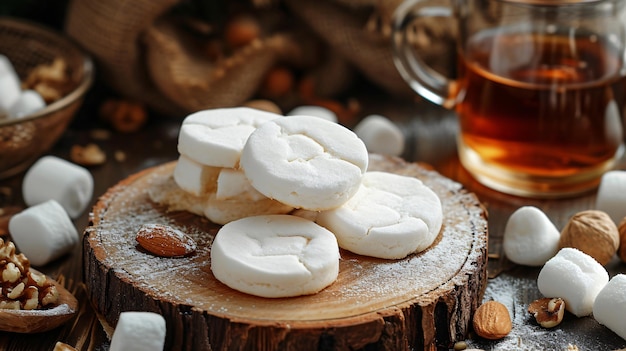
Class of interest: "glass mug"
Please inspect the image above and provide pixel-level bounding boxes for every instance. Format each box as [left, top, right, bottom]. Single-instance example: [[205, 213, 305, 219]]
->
[[392, 0, 626, 197]]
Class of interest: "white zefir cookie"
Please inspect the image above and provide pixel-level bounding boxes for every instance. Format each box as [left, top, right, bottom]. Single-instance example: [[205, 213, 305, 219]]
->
[[177, 107, 280, 168], [203, 193, 293, 225], [173, 155, 220, 196], [240, 115, 368, 210], [215, 168, 265, 201], [211, 215, 340, 298], [317, 171, 443, 259], [152, 166, 292, 225], [149, 174, 209, 217]]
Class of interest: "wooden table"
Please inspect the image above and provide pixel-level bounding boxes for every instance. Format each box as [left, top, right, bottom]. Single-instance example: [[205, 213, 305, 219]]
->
[[1, 92, 625, 350]]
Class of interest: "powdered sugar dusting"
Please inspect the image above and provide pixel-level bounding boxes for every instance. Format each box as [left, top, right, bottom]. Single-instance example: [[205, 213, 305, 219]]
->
[[466, 271, 626, 350], [88, 157, 488, 322]]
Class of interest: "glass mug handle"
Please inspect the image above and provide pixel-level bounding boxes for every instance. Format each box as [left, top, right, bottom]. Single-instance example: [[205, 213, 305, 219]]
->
[[391, 0, 456, 109]]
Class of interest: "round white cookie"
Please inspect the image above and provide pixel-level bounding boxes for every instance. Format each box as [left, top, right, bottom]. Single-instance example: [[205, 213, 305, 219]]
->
[[177, 107, 280, 168], [173, 155, 220, 196], [203, 193, 293, 225], [210, 215, 340, 298], [240, 115, 368, 210], [317, 171, 443, 259]]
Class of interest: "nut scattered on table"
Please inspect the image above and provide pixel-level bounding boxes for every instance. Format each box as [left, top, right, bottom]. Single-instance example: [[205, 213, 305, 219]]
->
[[0, 238, 59, 310], [472, 300, 512, 340], [136, 224, 197, 258], [70, 143, 106, 166], [528, 297, 565, 328], [99, 99, 148, 133], [559, 210, 619, 266]]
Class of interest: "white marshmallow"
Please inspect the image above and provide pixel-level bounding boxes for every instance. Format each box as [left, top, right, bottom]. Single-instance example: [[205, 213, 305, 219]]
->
[[537, 247, 609, 317], [0, 56, 21, 115], [0, 55, 15, 76], [177, 107, 279, 168], [240, 115, 368, 210], [593, 274, 626, 340], [596, 170, 626, 224], [215, 168, 265, 201], [173, 155, 219, 196], [109, 312, 166, 351], [503, 206, 560, 266], [8, 200, 78, 266], [287, 105, 338, 123], [317, 171, 442, 259], [8, 90, 46, 118], [353, 114, 405, 156], [211, 215, 339, 298], [22, 156, 94, 219], [204, 193, 293, 225]]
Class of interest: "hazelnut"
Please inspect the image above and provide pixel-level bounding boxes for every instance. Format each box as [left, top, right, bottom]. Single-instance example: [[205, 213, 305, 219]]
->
[[618, 217, 626, 263], [472, 301, 512, 340], [99, 99, 148, 133], [259, 66, 294, 99], [558, 210, 619, 266], [528, 297, 565, 328]]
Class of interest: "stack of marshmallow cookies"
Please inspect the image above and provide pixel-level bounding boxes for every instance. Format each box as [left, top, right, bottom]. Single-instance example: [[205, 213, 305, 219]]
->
[[151, 107, 443, 298]]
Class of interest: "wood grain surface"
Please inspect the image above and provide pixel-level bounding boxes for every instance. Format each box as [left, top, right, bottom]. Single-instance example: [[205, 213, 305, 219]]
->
[[83, 154, 487, 350]]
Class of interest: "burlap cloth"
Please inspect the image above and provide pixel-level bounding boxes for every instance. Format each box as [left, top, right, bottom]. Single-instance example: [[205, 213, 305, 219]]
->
[[64, 0, 455, 116]]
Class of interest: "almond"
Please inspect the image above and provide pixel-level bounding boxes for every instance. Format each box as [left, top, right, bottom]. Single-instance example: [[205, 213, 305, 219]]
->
[[472, 300, 512, 340], [136, 224, 197, 258]]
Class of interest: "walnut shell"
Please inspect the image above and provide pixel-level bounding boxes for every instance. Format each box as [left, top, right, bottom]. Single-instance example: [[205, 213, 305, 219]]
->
[[559, 210, 619, 266], [618, 216, 626, 263]]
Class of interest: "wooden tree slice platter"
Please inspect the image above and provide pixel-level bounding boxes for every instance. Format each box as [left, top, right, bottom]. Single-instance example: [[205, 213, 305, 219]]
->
[[84, 154, 488, 350]]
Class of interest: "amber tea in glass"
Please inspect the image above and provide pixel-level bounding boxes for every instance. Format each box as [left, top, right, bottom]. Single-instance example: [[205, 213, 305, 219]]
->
[[393, 0, 626, 197]]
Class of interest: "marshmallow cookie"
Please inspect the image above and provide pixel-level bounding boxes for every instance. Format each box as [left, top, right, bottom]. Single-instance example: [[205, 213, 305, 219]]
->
[[211, 215, 340, 298], [240, 115, 368, 210], [177, 107, 280, 168], [317, 171, 443, 259], [173, 155, 220, 196]]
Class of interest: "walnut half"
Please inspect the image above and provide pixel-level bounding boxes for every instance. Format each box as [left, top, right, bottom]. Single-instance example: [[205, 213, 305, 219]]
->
[[0, 238, 59, 310], [528, 297, 565, 328]]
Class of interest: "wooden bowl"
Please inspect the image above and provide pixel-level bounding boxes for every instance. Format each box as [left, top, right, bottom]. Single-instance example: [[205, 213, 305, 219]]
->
[[0, 17, 93, 179]]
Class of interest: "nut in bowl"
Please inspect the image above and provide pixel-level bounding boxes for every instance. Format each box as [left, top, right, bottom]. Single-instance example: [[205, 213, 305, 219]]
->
[[0, 17, 93, 179]]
